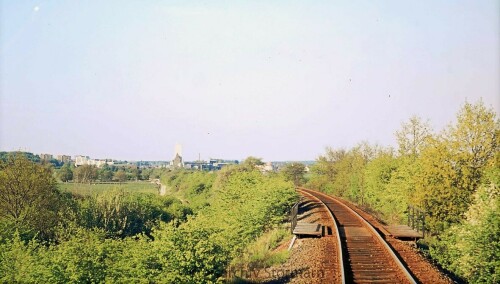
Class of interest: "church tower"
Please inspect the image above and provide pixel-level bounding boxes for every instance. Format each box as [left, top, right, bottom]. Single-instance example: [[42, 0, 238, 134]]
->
[[171, 144, 183, 168]]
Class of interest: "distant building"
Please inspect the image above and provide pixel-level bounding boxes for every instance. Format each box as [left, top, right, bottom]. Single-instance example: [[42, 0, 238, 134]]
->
[[75, 155, 113, 168], [256, 162, 274, 173], [39, 153, 53, 161], [75, 155, 90, 166], [170, 144, 184, 168], [183, 158, 238, 171], [56, 155, 72, 163], [171, 153, 183, 168], [91, 159, 114, 167]]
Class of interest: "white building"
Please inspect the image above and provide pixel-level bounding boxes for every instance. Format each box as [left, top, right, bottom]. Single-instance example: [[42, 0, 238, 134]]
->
[[75, 155, 90, 166], [75, 155, 113, 168]]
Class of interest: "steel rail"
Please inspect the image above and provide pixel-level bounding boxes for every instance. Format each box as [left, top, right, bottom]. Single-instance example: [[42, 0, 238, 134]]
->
[[298, 188, 346, 284], [299, 187, 417, 284]]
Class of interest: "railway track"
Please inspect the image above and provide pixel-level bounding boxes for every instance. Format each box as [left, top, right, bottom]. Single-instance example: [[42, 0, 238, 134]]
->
[[298, 188, 418, 284]]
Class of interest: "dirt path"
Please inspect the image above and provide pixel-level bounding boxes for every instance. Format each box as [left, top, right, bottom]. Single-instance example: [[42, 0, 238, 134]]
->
[[151, 179, 166, 195]]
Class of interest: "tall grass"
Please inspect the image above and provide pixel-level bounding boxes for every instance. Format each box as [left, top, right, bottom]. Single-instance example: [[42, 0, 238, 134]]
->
[[58, 181, 159, 195], [230, 226, 291, 270]]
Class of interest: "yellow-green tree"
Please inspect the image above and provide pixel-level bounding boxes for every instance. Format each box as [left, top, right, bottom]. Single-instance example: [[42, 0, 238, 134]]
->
[[447, 101, 499, 194], [74, 165, 98, 183], [430, 180, 499, 283], [281, 162, 306, 186], [395, 115, 432, 159], [113, 170, 127, 183], [415, 101, 499, 232], [0, 154, 62, 240], [307, 147, 345, 193]]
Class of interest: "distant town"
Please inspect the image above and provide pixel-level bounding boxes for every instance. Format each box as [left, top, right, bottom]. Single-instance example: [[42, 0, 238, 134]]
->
[[1, 146, 313, 173]]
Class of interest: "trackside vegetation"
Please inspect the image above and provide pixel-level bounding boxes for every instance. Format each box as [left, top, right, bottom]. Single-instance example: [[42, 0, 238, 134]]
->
[[307, 100, 499, 283], [0, 100, 497, 283], [0, 154, 297, 283]]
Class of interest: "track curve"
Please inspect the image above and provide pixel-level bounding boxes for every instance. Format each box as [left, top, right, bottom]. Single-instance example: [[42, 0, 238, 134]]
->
[[298, 188, 418, 284]]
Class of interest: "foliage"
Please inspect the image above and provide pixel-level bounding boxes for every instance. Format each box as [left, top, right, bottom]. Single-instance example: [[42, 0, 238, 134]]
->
[[395, 115, 432, 158], [78, 190, 177, 238], [7, 103, 496, 282], [281, 162, 306, 186], [429, 181, 499, 283], [59, 181, 159, 195], [98, 164, 113, 182], [42, 228, 110, 283], [0, 151, 41, 163], [74, 165, 98, 183], [0, 231, 50, 282], [113, 170, 127, 183], [0, 154, 63, 241], [414, 101, 499, 232], [57, 164, 73, 182], [161, 167, 298, 282], [0, 158, 297, 283], [161, 170, 217, 211], [241, 156, 264, 169], [306, 100, 499, 282], [363, 149, 409, 223], [154, 223, 230, 283], [308, 143, 375, 205], [230, 226, 290, 271]]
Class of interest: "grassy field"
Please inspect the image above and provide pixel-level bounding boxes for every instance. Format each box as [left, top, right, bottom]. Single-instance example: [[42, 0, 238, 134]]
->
[[59, 181, 159, 195]]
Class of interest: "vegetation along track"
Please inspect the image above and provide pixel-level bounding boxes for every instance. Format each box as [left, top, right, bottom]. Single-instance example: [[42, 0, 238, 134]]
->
[[298, 188, 417, 284]]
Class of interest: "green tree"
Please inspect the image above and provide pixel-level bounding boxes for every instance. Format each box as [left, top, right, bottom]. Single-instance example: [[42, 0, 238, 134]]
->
[[345, 143, 373, 205], [44, 228, 109, 283], [0, 232, 49, 282], [141, 168, 152, 180], [0, 151, 41, 163], [313, 143, 373, 203], [114, 170, 127, 183], [74, 165, 98, 184], [155, 224, 229, 283], [281, 162, 306, 186], [415, 101, 499, 232], [79, 191, 172, 238], [307, 147, 346, 194], [98, 164, 113, 182], [447, 100, 499, 194], [363, 149, 406, 223], [430, 180, 499, 283], [241, 156, 264, 169], [130, 166, 140, 181], [58, 164, 73, 182], [395, 115, 432, 159], [0, 154, 62, 240]]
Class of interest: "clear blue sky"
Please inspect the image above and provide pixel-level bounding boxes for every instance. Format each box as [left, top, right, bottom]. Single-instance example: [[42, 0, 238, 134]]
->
[[1, 1, 498, 161]]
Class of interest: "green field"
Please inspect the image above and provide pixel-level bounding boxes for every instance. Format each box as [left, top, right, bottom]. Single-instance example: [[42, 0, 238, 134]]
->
[[59, 181, 159, 195]]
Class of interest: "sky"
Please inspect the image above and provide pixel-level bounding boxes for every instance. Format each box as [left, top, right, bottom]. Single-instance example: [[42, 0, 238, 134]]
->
[[1, 1, 499, 162]]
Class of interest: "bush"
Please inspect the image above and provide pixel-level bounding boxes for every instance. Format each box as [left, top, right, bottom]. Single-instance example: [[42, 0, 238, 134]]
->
[[429, 183, 499, 283]]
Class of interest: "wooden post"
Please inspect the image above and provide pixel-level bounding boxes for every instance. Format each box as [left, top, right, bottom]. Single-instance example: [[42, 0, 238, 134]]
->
[[407, 205, 411, 228], [411, 207, 415, 230], [422, 210, 426, 238], [290, 202, 299, 234]]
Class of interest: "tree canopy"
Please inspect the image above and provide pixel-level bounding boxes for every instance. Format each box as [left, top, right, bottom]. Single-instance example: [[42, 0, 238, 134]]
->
[[74, 165, 98, 183], [0, 154, 62, 240], [281, 162, 307, 186], [307, 100, 499, 281]]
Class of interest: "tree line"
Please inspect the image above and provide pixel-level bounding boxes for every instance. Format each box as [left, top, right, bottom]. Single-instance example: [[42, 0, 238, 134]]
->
[[57, 163, 165, 183], [0, 154, 297, 283], [306, 100, 499, 283]]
